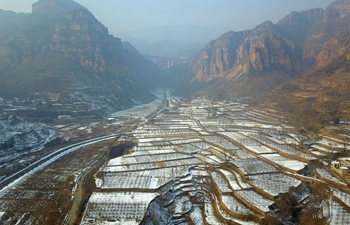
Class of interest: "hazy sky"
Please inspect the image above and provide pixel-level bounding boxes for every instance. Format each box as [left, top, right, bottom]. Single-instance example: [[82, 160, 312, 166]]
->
[[0, 0, 335, 34]]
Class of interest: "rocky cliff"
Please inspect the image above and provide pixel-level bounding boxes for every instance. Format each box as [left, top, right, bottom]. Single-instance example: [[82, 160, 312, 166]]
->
[[277, 0, 350, 71], [185, 0, 349, 100], [32, 0, 85, 13]]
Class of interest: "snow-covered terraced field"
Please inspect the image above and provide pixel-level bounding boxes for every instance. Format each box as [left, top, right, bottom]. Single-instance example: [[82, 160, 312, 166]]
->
[[104, 157, 201, 173], [222, 195, 253, 215], [333, 190, 350, 208], [211, 171, 232, 193], [219, 169, 243, 190], [233, 158, 277, 175], [102, 167, 189, 189], [315, 168, 346, 186], [248, 173, 301, 197], [81, 192, 157, 225], [261, 153, 306, 171], [235, 190, 274, 213], [330, 199, 350, 225], [108, 153, 192, 165]]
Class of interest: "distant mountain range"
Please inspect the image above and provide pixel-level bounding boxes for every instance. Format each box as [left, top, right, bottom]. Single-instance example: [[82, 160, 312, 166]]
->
[[0, 0, 161, 115], [0, 10, 29, 31], [121, 25, 225, 57]]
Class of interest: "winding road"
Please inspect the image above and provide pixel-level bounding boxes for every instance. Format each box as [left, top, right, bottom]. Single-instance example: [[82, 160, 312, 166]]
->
[[0, 135, 117, 197]]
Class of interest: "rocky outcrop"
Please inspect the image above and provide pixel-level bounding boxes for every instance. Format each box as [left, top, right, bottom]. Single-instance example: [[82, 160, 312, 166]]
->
[[185, 0, 349, 99], [190, 21, 301, 82], [32, 0, 85, 14], [315, 31, 350, 68]]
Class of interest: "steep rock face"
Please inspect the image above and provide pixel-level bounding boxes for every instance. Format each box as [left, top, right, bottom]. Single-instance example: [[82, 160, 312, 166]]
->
[[184, 0, 349, 100], [190, 31, 244, 81], [190, 21, 301, 82], [316, 31, 350, 68], [326, 0, 350, 19], [51, 8, 124, 75], [32, 0, 85, 13], [277, 0, 350, 71]]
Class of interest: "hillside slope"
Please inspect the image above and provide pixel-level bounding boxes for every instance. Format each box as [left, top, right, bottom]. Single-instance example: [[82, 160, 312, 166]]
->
[[260, 45, 350, 131]]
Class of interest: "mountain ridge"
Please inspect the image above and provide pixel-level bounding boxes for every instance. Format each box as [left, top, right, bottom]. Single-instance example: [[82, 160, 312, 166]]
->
[[175, 0, 349, 101]]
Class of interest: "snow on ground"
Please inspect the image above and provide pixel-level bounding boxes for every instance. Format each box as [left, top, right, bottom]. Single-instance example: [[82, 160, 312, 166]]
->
[[261, 153, 306, 171], [315, 168, 346, 185], [311, 144, 333, 153], [248, 173, 301, 197], [0, 113, 63, 165], [330, 199, 350, 225], [211, 171, 232, 193], [219, 169, 242, 190], [102, 167, 189, 190], [0, 136, 115, 197], [222, 195, 252, 215], [246, 145, 275, 154], [231, 171, 252, 189], [317, 139, 345, 149], [310, 150, 327, 156], [236, 190, 274, 213], [204, 202, 223, 225], [189, 206, 204, 225], [233, 158, 277, 175], [81, 192, 157, 225], [108, 153, 193, 166], [94, 176, 103, 188], [333, 190, 350, 208]]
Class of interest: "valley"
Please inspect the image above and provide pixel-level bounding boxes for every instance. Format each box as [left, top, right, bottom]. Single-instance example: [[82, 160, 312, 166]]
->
[[1, 97, 349, 224], [0, 0, 349, 224]]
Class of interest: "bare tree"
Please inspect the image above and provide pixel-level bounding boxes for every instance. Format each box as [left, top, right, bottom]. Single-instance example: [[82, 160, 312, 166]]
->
[[299, 182, 330, 225], [221, 150, 236, 167]]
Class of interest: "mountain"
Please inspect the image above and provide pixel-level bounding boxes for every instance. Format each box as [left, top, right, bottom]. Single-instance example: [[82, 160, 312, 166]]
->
[[121, 25, 225, 57], [0, 10, 29, 31], [0, 0, 160, 115], [260, 45, 350, 132], [179, 0, 349, 100]]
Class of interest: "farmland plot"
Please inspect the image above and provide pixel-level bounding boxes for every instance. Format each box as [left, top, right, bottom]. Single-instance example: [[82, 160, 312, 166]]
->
[[315, 168, 347, 186], [175, 143, 204, 154], [222, 195, 253, 215], [330, 199, 350, 225], [235, 190, 274, 213], [211, 171, 232, 193], [108, 153, 192, 166], [248, 173, 301, 197], [219, 169, 243, 190], [333, 190, 350, 208], [233, 158, 277, 175], [261, 153, 306, 172], [202, 135, 240, 150], [81, 192, 157, 225]]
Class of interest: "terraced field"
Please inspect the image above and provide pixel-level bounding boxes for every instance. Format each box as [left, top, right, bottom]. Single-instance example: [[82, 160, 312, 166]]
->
[[1, 98, 349, 224]]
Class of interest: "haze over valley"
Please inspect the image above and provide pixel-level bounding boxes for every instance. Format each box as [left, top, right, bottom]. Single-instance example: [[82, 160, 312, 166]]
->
[[0, 0, 349, 224]]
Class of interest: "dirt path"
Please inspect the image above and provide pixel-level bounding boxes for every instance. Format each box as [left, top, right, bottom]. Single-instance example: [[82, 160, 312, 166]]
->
[[65, 148, 109, 225]]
